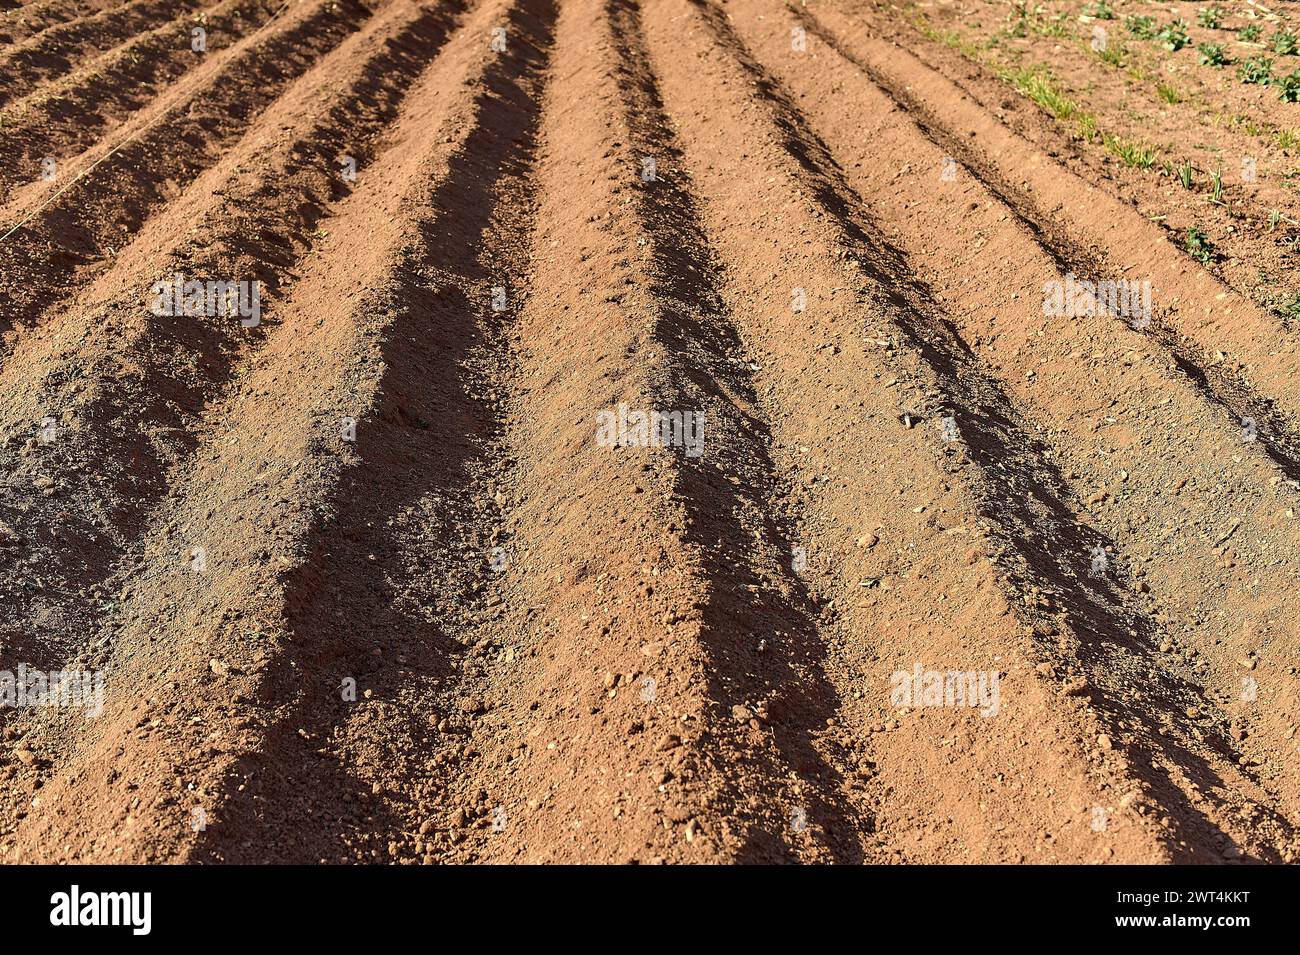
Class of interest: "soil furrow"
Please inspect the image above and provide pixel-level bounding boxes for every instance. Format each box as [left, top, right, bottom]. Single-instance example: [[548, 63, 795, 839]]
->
[[0, 0, 129, 47], [407, 0, 747, 864], [0, 0, 464, 674], [0, 0, 202, 108], [721, 0, 1300, 857], [0, 0, 361, 343], [606, 0, 868, 863], [643, 0, 1175, 864], [658, 0, 1298, 862], [795, 1, 1300, 460], [0, 0, 480, 860], [0, 0, 1294, 868], [0, 0, 287, 201], [852, 0, 1300, 320], [324, 0, 854, 863], [190, 0, 553, 864]]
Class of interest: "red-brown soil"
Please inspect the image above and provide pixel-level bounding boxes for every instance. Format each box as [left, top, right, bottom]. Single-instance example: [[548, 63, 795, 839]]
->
[[0, 0, 1297, 864]]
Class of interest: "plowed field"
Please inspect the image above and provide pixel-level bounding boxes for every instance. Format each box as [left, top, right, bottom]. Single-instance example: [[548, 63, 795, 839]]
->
[[1, 0, 1298, 864]]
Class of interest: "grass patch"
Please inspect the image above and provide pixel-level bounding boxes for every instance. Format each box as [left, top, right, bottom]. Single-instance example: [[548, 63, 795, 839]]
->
[[1104, 134, 1157, 167], [1230, 114, 1264, 136], [1098, 42, 1126, 67], [911, 14, 986, 60], [1004, 65, 1080, 120], [1076, 111, 1100, 141]]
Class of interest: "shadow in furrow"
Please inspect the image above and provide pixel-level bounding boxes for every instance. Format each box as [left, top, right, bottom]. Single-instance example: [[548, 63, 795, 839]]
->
[[0, 0, 288, 200], [0, 0, 470, 677], [690, 0, 1295, 862], [0, 0, 362, 343], [609, 0, 867, 863], [789, 2, 1300, 488], [0, 0, 203, 108], [193, 0, 557, 863]]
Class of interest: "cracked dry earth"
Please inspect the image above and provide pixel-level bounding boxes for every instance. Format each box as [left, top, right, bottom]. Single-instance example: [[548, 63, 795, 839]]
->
[[0, 0, 1298, 864]]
